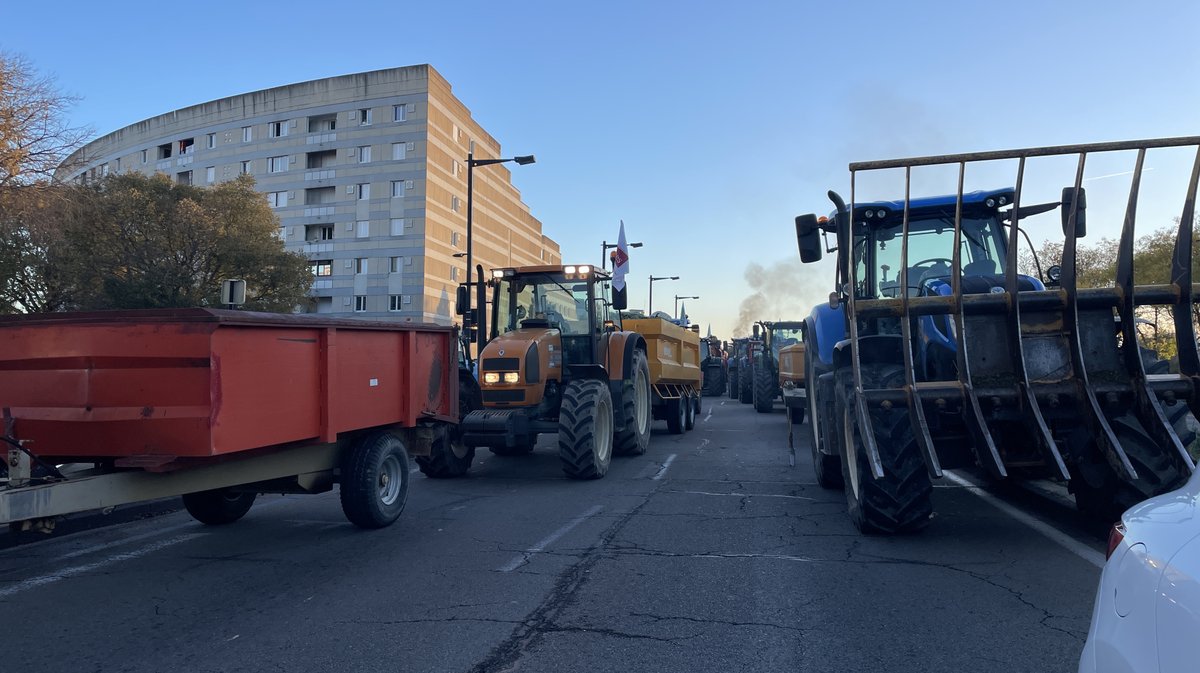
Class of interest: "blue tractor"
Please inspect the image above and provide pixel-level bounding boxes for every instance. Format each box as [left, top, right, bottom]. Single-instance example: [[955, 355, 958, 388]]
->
[[797, 138, 1200, 534]]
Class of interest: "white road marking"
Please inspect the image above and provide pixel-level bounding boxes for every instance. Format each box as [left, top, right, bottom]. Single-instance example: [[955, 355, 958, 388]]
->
[[32, 521, 201, 565], [697, 439, 711, 451], [668, 490, 814, 501], [703, 408, 713, 423], [226, 634, 240, 642], [651, 454, 678, 481], [0, 534, 203, 599], [943, 471, 1105, 568], [694, 552, 816, 563], [497, 505, 604, 572], [720, 401, 726, 406]]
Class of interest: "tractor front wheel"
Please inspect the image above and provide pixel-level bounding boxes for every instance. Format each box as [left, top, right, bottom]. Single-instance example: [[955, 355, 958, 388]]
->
[[558, 379, 614, 480]]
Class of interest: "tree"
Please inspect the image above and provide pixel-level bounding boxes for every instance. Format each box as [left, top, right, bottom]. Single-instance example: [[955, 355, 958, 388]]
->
[[0, 52, 91, 187], [52, 173, 312, 312]]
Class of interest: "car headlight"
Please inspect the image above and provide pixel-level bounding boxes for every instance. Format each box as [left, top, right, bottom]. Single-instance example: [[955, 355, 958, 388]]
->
[[503, 372, 520, 384], [483, 372, 500, 384]]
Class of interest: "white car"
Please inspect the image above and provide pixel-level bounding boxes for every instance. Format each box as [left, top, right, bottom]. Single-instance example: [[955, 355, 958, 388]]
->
[[1080, 468, 1200, 673]]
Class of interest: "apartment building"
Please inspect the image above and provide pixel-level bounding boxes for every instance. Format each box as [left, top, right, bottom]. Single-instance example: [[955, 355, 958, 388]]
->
[[60, 65, 560, 323]]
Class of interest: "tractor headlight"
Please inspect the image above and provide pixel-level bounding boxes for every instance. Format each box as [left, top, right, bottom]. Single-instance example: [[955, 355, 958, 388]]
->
[[483, 372, 500, 384], [503, 372, 520, 384]]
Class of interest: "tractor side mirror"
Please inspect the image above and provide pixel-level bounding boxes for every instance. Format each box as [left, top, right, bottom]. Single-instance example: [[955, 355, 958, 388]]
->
[[796, 214, 823, 263], [611, 286, 627, 311], [1061, 187, 1087, 238], [455, 285, 469, 315], [752, 324, 760, 338]]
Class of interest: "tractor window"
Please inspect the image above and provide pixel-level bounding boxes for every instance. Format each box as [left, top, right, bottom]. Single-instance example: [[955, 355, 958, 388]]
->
[[496, 274, 592, 336], [770, 327, 804, 357], [858, 215, 1006, 298]]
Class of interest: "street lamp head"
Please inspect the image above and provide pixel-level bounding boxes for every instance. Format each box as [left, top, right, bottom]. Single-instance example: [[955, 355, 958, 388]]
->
[[452, 252, 467, 258], [630, 242, 644, 248], [670, 276, 679, 280], [513, 155, 536, 166]]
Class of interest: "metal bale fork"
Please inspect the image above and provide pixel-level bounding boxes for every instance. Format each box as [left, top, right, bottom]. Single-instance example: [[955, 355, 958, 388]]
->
[[797, 137, 1200, 533]]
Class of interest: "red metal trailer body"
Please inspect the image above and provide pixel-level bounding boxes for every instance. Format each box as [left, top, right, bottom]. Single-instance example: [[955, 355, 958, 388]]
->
[[0, 309, 462, 529]]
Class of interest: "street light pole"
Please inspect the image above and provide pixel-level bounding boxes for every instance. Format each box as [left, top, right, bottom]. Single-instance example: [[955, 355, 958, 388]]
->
[[674, 295, 699, 319], [648, 275, 679, 316], [462, 149, 535, 358], [600, 240, 643, 271]]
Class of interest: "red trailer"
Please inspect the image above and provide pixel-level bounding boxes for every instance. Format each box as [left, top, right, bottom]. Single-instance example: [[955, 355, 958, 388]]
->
[[0, 309, 461, 530]]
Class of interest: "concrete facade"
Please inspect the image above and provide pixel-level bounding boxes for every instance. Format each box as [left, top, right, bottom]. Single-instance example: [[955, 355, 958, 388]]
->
[[61, 65, 560, 324]]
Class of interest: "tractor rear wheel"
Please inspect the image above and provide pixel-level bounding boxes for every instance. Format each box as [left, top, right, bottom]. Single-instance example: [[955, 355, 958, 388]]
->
[[738, 368, 753, 404], [753, 366, 775, 413], [558, 379, 614, 480], [728, 369, 739, 399], [614, 350, 652, 457], [837, 364, 932, 534]]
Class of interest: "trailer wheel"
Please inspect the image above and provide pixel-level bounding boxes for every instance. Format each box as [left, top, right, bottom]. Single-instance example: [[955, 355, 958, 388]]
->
[[684, 392, 697, 431], [182, 489, 257, 525], [753, 365, 776, 414], [559, 379, 614, 480], [340, 431, 411, 528], [614, 350, 652, 456], [416, 427, 474, 478], [838, 365, 932, 534], [666, 394, 686, 434], [810, 350, 842, 489]]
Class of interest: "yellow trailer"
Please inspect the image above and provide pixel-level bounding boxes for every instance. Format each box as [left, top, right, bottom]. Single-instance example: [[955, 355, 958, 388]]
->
[[623, 317, 701, 434]]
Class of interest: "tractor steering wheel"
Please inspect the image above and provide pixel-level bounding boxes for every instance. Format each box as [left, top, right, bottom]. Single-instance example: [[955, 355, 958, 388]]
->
[[911, 257, 954, 268]]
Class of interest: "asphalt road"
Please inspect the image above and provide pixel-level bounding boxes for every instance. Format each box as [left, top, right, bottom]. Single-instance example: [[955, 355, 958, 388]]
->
[[0, 398, 1103, 673]]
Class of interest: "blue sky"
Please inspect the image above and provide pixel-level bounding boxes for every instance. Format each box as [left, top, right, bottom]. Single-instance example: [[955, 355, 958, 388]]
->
[[5, 0, 1199, 338]]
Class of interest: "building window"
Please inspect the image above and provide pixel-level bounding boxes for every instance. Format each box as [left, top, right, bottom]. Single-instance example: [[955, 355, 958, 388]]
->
[[451, 266, 459, 281], [356, 220, 369, 238], [389, 295, 402, 311], [392, 143, 406, 161], [306, 224, 334, 241], [390, 256, 401, 273], [267, 191, 287, 208], [390, 218, 405, 236], [240, 160, 251, 175], [358, 108, 372, 125], [269, 121, 288, 138], [268, 156, 288, 173], [311, 260, 333, 277], [115, 157, 121, 172], [354, 258, 367, 274], [357, 183, 370, 200], [242, 126, 252, 142], [101, 163, 110, 177], [157, 143, 172, 160], [141, 149, 147, 164], [393, 105, 406, 122], [179, 138, 195, 155], [206, 133, 216, 149], [391, 181, 404, 198], [452, 232, 461, 247], [451, 195, 460, 212], [206, 166, 216, 184], [354, 295, 367, 312], [176, 170, 192, 186], [357, 145, 371, 163]]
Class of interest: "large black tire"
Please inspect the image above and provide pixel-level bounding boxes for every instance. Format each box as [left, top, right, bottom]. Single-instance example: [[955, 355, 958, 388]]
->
[[837, 365, 932, 534], [702, 364, 725, 397], [807, 346, 842, 489], [614, 350, 652, 457], [753, 365, 776, 414], [182, 489, 257, 525], [738, 365, 753, 404], [558, 379, 614, 480], [417, 381, 478, 477], [1074, 410, 1191, 521], [727, 369, 739, 399], [340, 431, 411, 528], [684, 392, 697, 431]]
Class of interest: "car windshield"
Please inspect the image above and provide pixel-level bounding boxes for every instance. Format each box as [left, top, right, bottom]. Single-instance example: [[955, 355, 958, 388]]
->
[[495, 273, 591, 336], [856, 214, 1006, 298]]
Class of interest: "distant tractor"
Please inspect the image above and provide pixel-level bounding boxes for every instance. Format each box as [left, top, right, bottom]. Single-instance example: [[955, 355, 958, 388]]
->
[[738, 336, 761, 405], [750, 321, 806, 416], [796, 137, 1200, 534], [700, 334, 727, 397], [727, 337, 749, 400], [458, 264, 652, 479]]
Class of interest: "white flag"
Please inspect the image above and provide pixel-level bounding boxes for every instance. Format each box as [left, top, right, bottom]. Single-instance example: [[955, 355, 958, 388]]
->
[[612, 220, 630, 292]]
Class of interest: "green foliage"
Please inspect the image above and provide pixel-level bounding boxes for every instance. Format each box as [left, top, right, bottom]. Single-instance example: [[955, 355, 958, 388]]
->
[[0, 173, 313, 312]]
